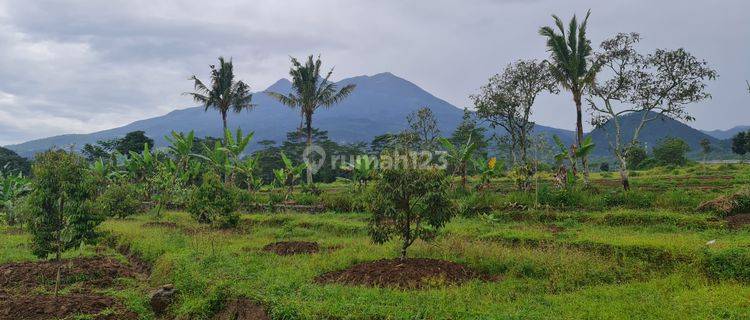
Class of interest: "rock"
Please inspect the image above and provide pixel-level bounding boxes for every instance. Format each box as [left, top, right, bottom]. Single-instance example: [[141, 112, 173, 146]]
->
[[150, 284, 177, 315]]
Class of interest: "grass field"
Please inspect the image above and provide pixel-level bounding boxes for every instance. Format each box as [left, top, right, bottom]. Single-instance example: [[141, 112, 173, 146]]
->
[[2, 164, 750, 319]]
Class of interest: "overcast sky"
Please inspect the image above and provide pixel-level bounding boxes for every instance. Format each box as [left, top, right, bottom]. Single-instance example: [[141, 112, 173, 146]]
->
[[0, 0, 748, 145]]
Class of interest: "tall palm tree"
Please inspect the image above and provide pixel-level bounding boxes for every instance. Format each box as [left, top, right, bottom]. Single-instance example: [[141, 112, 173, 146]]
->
[[184, 57, 255, 135], [539, 10, 598, 185], [267, 55, 356, 185]]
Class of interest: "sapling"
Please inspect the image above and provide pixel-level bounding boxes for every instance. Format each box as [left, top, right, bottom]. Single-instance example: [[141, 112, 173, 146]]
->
[[368, 168, 454, 259]]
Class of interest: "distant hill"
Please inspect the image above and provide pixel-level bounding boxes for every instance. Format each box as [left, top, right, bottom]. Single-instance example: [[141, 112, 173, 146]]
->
[[587, 111, 728, 158], [5, 72, 574, 158], [702, 126, 750, 140]]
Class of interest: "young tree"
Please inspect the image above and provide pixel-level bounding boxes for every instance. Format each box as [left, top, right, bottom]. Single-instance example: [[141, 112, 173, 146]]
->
[[25, 150, 101, 261], [540, 10, 598, 185], [369, 168, 454, 259], [587, 33, 717, 189], [472, 59, 557, 188], [406, 107, 440, 150], [185, 57, 255, 134], [267, 55, 355, 185], [449, 109, 487, 159]]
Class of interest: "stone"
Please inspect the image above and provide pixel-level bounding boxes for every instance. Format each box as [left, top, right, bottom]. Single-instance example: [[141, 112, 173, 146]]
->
[[150, 284, 177, 315]]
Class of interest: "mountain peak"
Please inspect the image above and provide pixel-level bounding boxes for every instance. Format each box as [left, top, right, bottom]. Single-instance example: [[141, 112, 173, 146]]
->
[[265, 78, 292, 93]]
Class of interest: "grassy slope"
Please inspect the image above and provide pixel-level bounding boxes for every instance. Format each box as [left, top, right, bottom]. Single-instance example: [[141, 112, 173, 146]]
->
[[92, 210, 750, 319]]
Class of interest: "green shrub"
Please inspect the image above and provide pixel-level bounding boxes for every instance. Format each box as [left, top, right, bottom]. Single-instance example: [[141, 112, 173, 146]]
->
[[97, 182, 143, 218], [320, 190, 368, 212], [187, 173, 239, 228], [293, 192, 320, 206], [537, 186, 602, 209]]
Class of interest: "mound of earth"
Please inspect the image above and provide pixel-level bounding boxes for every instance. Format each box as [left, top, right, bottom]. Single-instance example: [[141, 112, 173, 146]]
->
[[0, 293, 138, 320], [211, 298, 270, 320], [0, 256, 138, 291], [263, 241, 320, 255], [315, 258, 496, 289], [726, 213, 750, 230], [697, 189, 750, 217]]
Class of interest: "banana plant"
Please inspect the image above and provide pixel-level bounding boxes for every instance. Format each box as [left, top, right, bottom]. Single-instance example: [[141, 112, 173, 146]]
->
[[273, 152, 306, 199], [222, 128, 254, 185], [439, 136, 477, 190], [472, 157, 503, 189], [192, 140, 232, 182], [234, 155, 262, 192], [126, 143, 159, 182], [165, 130, 195, 171], [341, 155, 376, 188], [552, 135, 595, 189], [0, 169, 30, 225]]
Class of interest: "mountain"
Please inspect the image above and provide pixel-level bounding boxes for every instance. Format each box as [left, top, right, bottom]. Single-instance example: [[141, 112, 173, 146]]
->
[[587, 111, 728, 158], [6, 72, 574, 158], [702, 126, 750, 140]]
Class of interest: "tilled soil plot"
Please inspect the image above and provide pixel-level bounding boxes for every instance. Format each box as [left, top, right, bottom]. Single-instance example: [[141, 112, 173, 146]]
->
[[315, 258, 498, 289], [262, 241, 320, 255], [211, 298, 270, 320], [726, 213, 750, 230], [0, 256, 143, 320]]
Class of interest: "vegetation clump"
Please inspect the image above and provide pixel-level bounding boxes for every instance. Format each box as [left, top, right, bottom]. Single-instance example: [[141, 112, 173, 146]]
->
[[187, 173, 239, 228], [697, 188, 750, 217]]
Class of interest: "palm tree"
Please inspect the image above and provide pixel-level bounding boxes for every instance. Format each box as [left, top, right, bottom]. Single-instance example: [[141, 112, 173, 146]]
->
[[184, 57, 255, 135], [539, 10, 598, 185], [267, 55, 356, 185]]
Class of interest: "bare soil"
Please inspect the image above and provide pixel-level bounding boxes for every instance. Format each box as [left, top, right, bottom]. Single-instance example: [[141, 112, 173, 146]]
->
[[726, 213, 750, 230], [262, 241, 320, 255], [211, 298, 270, 320], [0, 256, 138, 291], [0, 256, 145, 320], [315, 258, 498, 289]]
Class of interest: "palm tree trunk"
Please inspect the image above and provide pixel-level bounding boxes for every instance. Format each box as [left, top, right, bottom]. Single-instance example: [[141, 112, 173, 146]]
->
[[574, 92, 590, 186], [221, 111, 228, 137], [305, 112, 313, 185]]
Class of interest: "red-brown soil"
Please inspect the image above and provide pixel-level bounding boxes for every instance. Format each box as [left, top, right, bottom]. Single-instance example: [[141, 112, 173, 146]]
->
[[0, 256, 145, 320], [262, 241, 320, 255], [726, 213, 750, 230], [0, 256, 138, 291], [315, 258, 498, 289], [211, 298, 270, 320], [0, 293, 138, 320]]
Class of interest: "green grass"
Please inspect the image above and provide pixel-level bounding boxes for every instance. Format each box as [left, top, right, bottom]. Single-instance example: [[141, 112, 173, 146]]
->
[[84, 210, 750, 319]]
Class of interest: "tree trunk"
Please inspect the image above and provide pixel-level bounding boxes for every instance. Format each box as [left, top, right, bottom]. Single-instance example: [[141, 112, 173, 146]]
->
[[305, 113, 314, 186], [573, 92, 590, 186], [461, 163, 467, 190], [221, 111, 228, 136]]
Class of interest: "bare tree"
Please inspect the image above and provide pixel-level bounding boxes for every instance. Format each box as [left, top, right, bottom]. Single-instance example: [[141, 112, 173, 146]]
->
[[472, 59, 557, 189], [587, 33, 717, 190]]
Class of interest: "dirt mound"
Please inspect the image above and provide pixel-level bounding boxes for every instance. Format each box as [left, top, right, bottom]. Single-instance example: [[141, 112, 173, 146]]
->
[[697, 189, 750, 217], [0, 293, 138, 320], [0, 256, 138, 291], [726, 214, 750, 230], [315, 258, 497, 289], [211, 298, 270, 320], [262, 241, 320, 255]]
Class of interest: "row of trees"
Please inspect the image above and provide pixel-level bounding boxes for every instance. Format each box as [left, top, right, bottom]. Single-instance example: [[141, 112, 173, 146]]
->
[[469, 10, 717, 190]]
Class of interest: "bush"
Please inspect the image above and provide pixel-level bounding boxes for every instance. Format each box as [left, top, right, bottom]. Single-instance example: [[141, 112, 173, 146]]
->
[[23, 150, 101, 259], [187, 173, 239, 228], [537, 186, 602, 209], [320, 190, 368, 212], [704, 248, 750, 282], [653, 137, 690, 166], [97, 182, 143, 218], [293, 192, 320, 206]]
